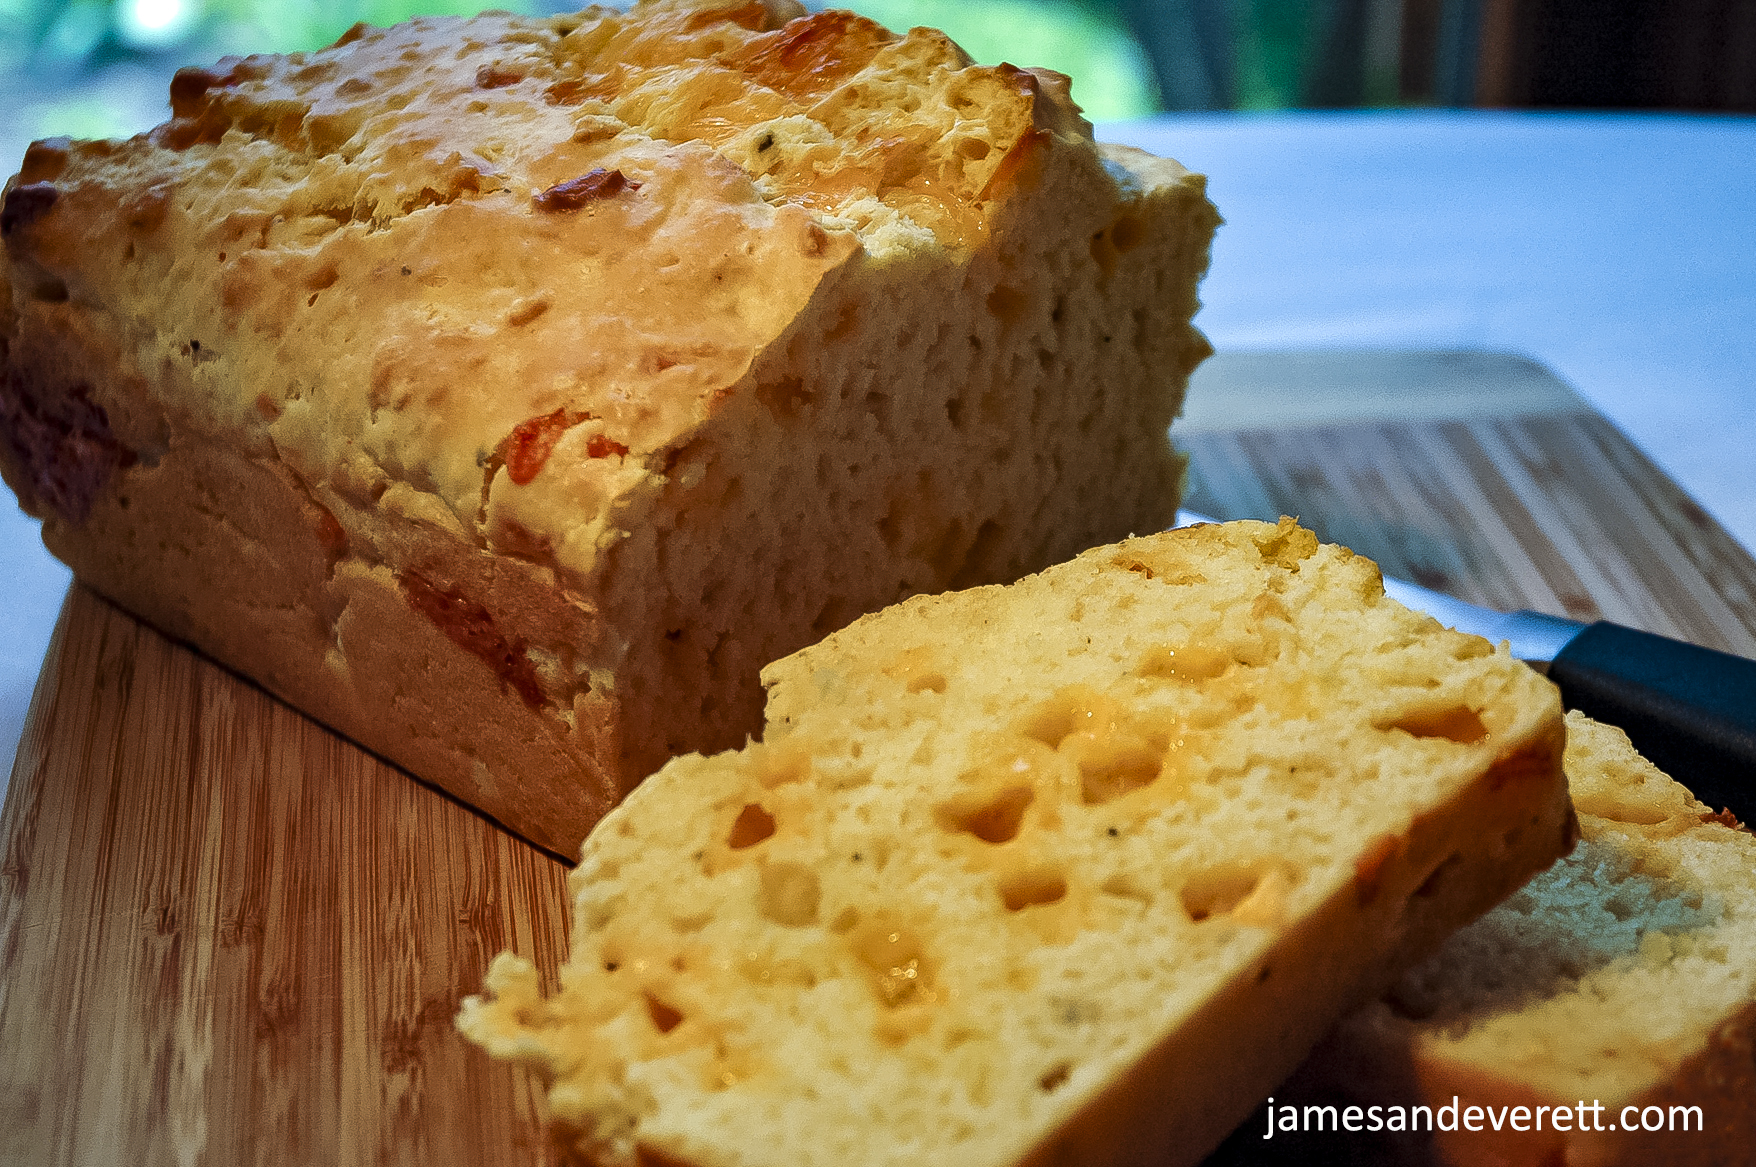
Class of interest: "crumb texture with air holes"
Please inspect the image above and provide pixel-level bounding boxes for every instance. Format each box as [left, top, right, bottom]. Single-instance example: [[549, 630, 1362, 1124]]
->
[[0, 0, 1219, 854], [1300, 711, 1756, 1166], [459, 519, 1574, 1167]]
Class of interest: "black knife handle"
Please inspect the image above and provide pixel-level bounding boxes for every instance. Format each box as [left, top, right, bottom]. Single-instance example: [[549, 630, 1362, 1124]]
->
[[1549, 621, 1756, 824]]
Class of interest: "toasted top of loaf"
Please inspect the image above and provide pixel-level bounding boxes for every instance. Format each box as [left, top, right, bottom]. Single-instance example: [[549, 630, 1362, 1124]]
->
[[1, 0, 1199, 582], [1368, 711, 1756, 1105], [458, 519, 1571, 1167]]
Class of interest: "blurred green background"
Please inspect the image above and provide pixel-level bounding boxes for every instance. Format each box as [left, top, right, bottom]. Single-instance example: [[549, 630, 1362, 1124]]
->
[[1, 0, 1751, 157], [0, 0, 1451, 153]]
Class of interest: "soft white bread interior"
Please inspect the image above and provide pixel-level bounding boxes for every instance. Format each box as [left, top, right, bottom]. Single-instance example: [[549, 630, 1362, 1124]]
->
[[0, 0, 1218, 854], [458, 519, 1574, 1167], [1297, 710, 1756, 1167]]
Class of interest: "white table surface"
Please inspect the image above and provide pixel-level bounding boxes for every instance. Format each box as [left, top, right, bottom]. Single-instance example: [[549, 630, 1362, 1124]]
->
[[2, 107, 1753, 797], [1106, 111, 1756, 557]]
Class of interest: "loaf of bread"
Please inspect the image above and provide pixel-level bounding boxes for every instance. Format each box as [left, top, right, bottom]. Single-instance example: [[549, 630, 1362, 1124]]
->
[[0, 0, 1219, 854], [1295, 711, 1756, 1167], [458, 519, 1575, 1167]]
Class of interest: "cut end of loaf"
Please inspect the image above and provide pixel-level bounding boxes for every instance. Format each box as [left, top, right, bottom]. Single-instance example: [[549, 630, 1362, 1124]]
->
[[604, 136, 1214, 784], [459, 519, 1572, 1167]]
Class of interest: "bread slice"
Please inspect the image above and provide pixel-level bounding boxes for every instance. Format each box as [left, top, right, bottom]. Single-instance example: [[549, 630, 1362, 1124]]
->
[[1294, 710, 1756, 1167], [0, 0, 1218, 854], [457, 519, 1574, 1167]]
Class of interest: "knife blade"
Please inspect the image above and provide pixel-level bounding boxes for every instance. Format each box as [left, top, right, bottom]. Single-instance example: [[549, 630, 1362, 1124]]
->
[[1173, 511, 1756, 822]]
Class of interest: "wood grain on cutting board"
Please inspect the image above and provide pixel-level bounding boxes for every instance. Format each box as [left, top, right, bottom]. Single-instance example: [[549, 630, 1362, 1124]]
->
[[0, 589, 569, 1166], [2, 352, 1754, 1166]]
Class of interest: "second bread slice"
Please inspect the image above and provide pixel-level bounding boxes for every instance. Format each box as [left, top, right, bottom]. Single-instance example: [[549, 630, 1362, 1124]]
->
[[1294, 711, 1756, 1167], [459, 519, 1575, 1167]]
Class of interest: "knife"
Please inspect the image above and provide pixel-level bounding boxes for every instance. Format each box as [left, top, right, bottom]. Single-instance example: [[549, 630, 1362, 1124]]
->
[[1173, 511, 1756, 823]]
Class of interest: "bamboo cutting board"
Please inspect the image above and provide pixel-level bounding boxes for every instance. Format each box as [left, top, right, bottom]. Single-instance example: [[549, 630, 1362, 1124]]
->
[[2, 352, 1754, 1167]]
